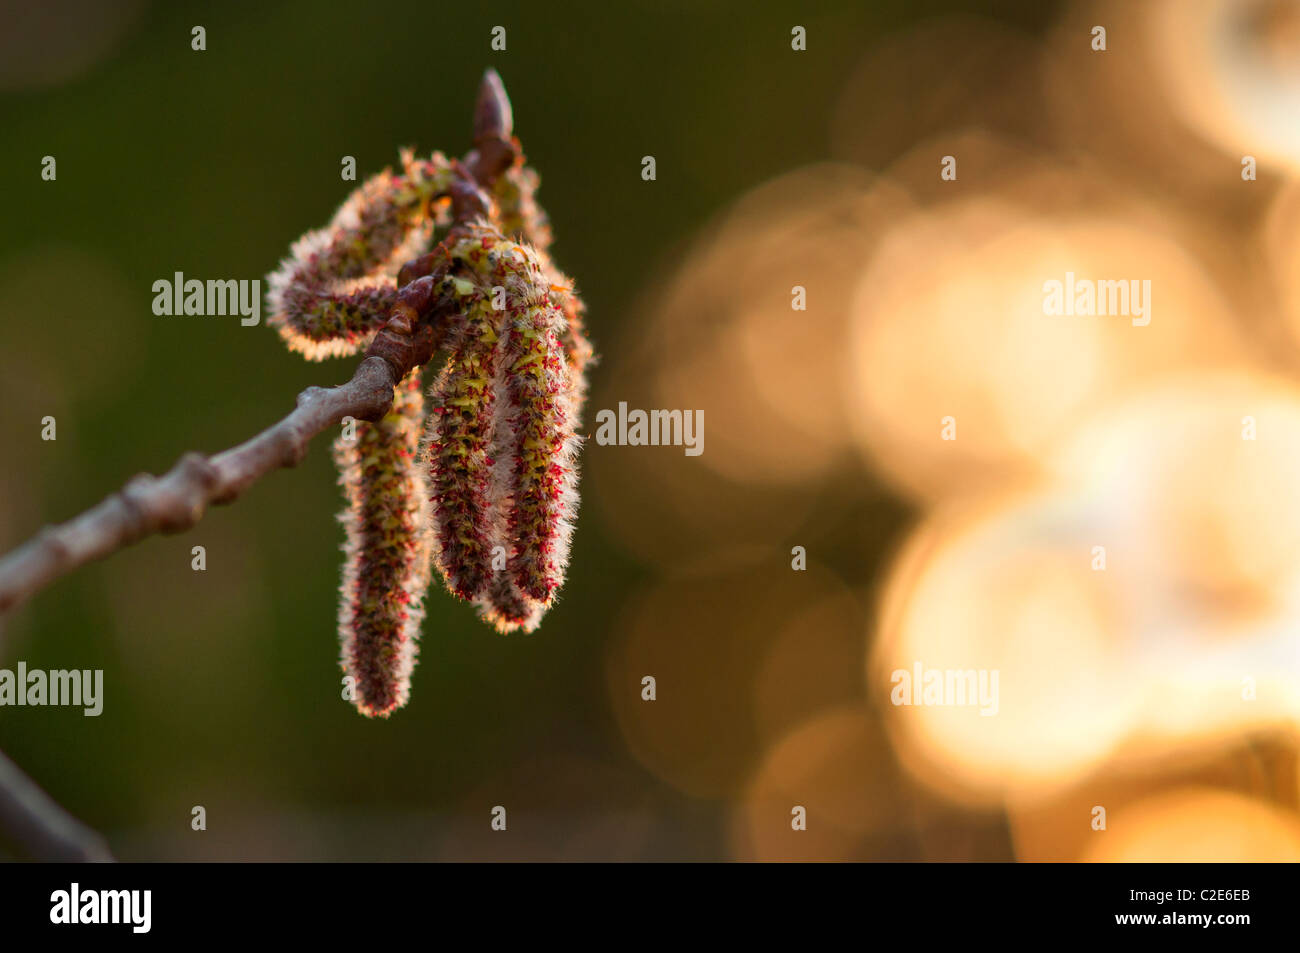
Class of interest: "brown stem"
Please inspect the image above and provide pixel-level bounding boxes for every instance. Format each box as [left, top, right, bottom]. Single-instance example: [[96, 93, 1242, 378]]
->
[[0, 356, 400, 617]]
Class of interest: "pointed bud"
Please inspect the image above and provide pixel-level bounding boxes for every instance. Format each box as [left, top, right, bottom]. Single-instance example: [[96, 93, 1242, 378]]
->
[[475, 68, 513, 144]]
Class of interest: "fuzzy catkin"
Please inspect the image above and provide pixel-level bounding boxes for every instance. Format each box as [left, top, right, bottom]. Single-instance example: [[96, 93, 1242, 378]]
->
[[335, 371, 432, 717], [266, 152, 454, 360], [491, 163, 594, 415], [476, 573, 545, 634], [421, 226, 582, 633], [424, 288, 502, 602], [496, 265, 581, 603], [492, 165, 552, 252]]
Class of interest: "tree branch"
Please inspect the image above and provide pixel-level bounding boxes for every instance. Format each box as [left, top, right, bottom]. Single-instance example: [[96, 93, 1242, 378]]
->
[[0, 748, 113, 861], [0, 356, 399, 617]]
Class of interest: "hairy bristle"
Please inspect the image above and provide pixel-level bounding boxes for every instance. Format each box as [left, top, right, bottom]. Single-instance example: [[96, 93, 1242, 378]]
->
[[497, 288, 582, 606], [335, 371, 432, 717], [266, 153, 454, 360], [423, 285, 501, 602], [475, 574, 545, 634], [491, 163, 595, 420], [419, 227, 582, 627]]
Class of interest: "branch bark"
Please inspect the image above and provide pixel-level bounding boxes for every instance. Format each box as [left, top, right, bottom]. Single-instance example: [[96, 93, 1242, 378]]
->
[[0, 748, 113, 861], [0, 356, 399, 617]]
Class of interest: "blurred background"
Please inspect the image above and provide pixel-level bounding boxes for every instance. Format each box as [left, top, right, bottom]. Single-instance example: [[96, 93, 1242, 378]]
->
[[2, 0, 1299, 861]]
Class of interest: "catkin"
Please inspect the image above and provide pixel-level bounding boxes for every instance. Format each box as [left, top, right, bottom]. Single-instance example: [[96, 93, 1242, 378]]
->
[[423, 283, 502, 602], [266, 152, 454, 360], [335, 371, 432, 717], [422, 226, 582, 632], [491, 163, 594, 414]]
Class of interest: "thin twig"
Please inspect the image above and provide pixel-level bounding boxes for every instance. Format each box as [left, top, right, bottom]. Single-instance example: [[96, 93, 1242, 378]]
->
[[0, 748, 113, 861], [0, 356, 399, 617]]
